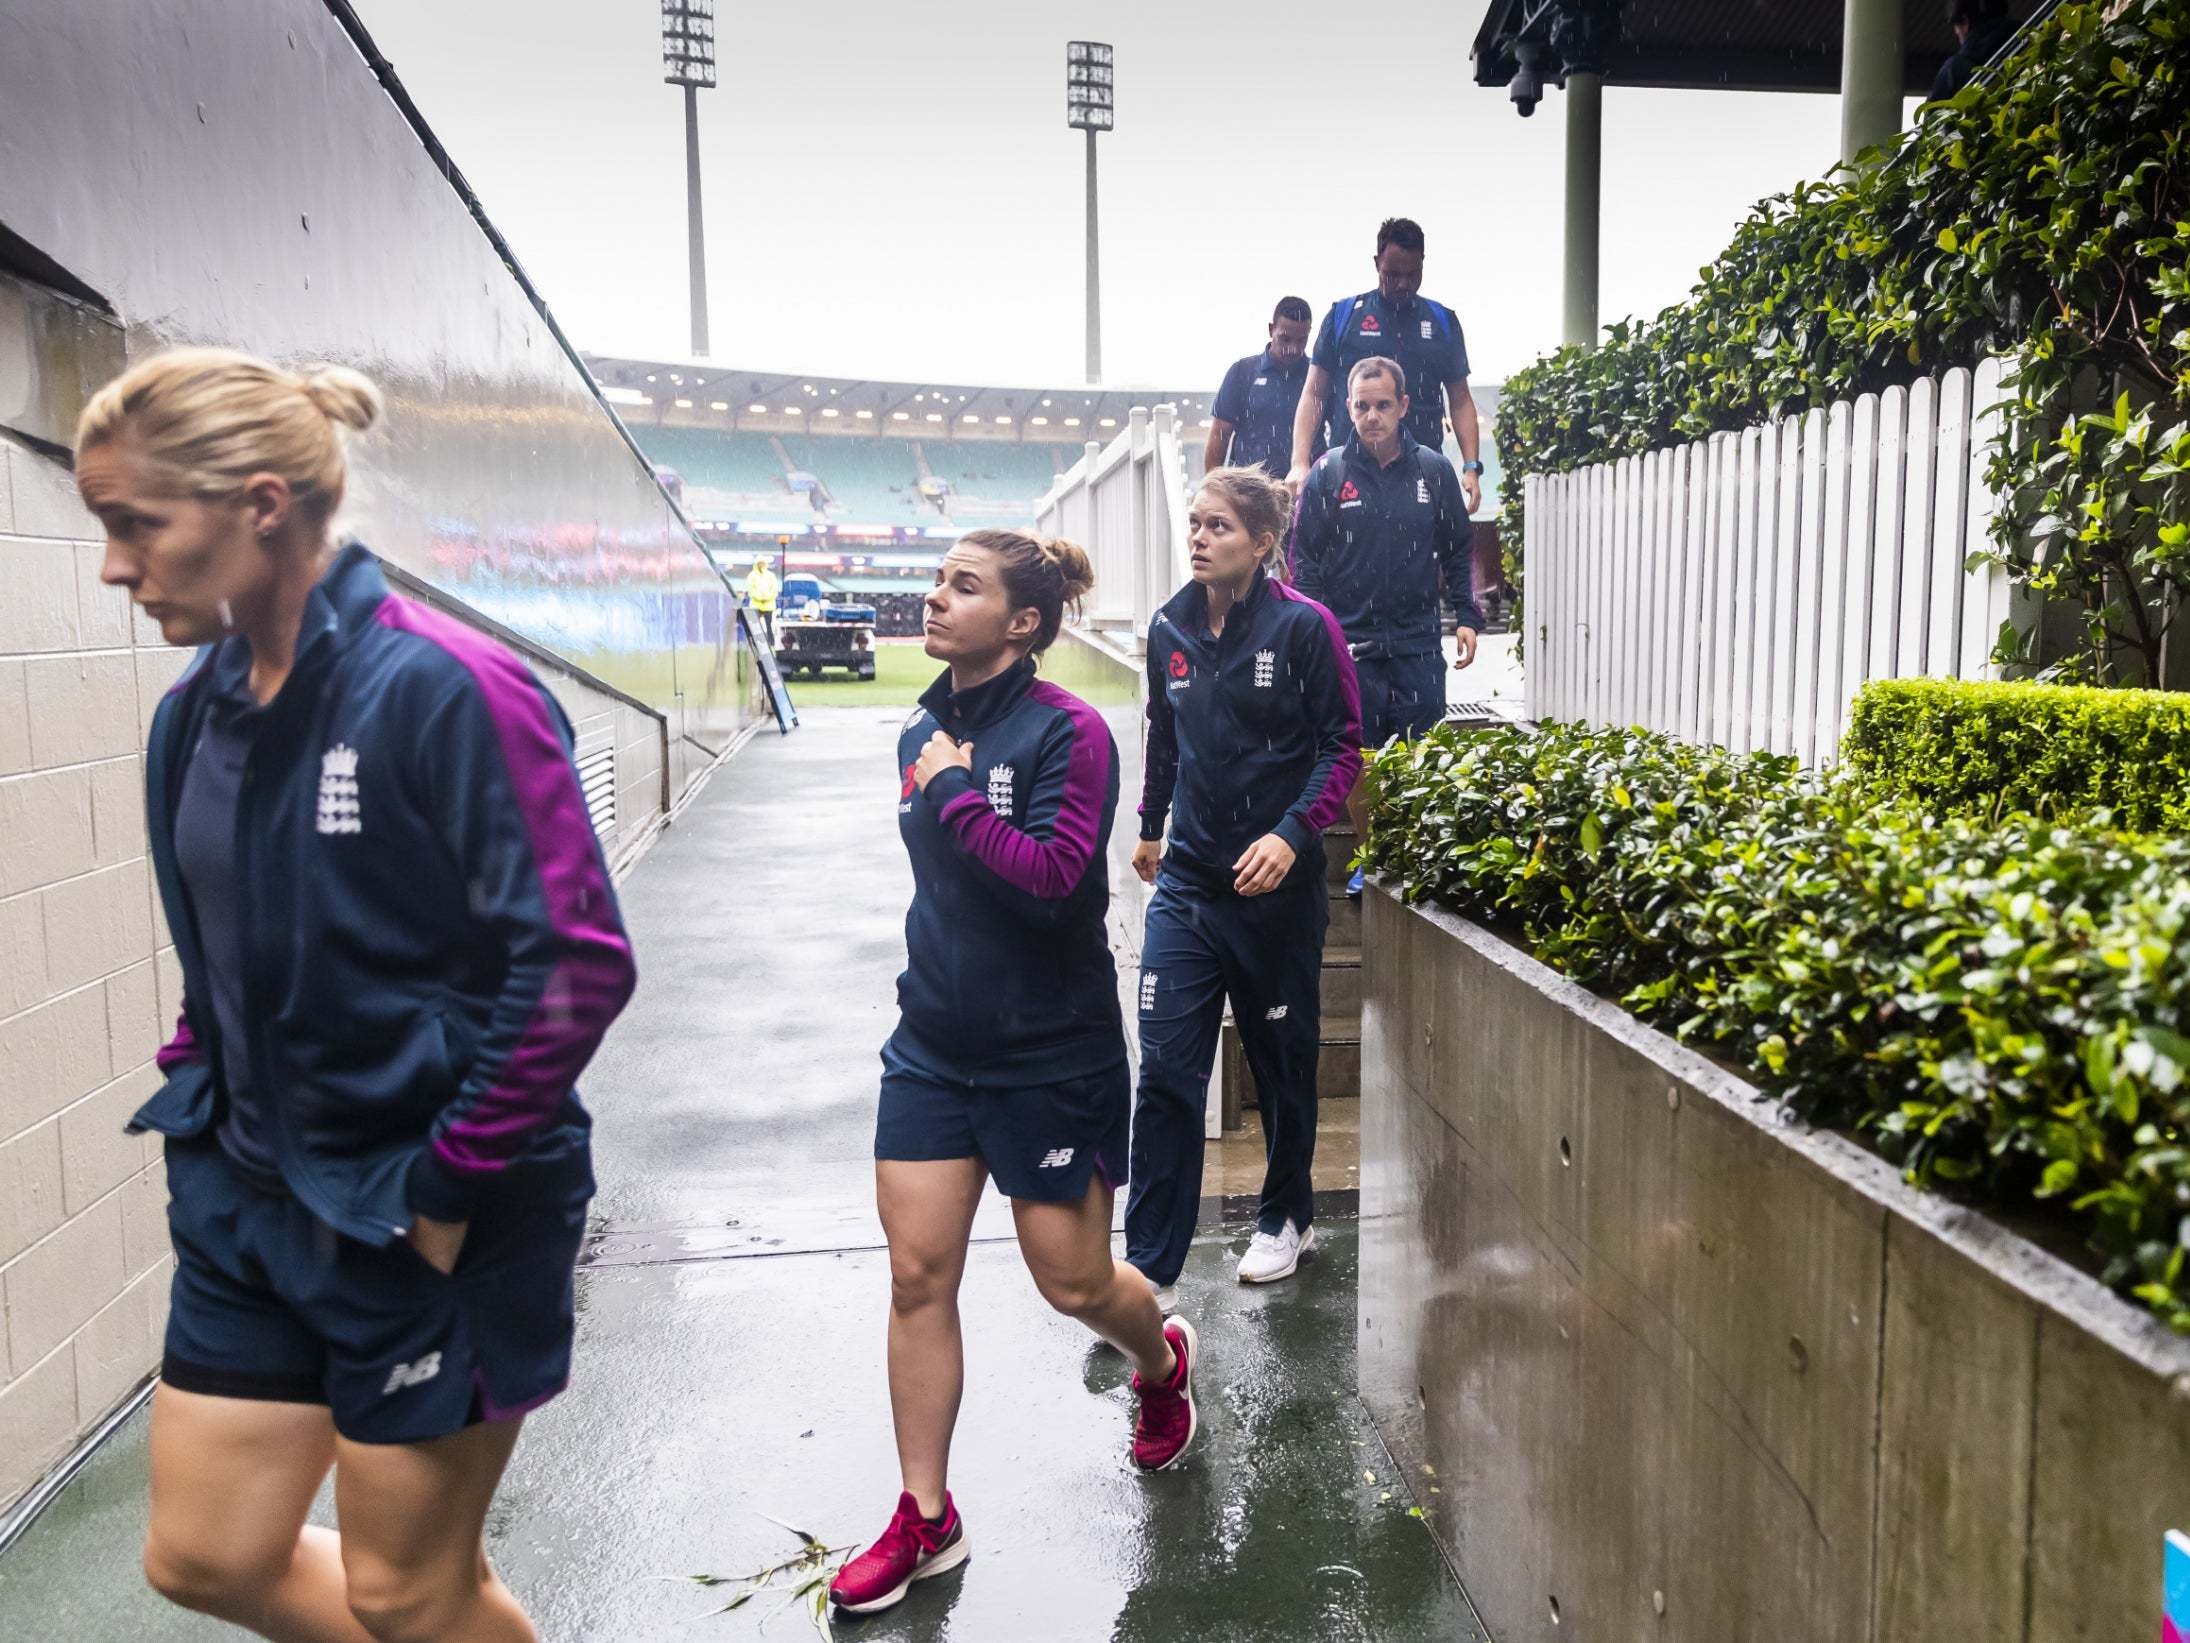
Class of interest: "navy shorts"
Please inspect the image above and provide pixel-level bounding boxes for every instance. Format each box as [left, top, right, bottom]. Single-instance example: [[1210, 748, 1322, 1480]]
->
[[1353, 650, 1448, 747], [875, 1037, 1129, 1203], [160, 1137, 590, 1445]]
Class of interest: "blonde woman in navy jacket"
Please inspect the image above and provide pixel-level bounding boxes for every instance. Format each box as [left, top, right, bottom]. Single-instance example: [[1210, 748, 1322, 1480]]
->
[[830, 530, 1199, 1617], [74, 350, 634, 1643], [1128, 467, 1362, 1301]]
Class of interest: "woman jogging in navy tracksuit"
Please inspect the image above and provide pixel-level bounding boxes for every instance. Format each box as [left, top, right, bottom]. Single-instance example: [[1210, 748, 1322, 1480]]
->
[[1126, 467, 1361, 1304], [829, 529, 1198, 1617], [73, 350, 635, 1643]]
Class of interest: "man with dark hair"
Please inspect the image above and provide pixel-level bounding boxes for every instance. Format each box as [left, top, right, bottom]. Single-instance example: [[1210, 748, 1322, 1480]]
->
[[1931, 0, 2018, 100], [1287, 219, 1484, 517], [1293, 355, 1480, 895], [1205, 297, 1316, 479]]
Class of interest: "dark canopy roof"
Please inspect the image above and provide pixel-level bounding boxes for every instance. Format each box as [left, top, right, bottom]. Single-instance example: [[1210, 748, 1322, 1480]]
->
[[1471, 0, 1985, 95]]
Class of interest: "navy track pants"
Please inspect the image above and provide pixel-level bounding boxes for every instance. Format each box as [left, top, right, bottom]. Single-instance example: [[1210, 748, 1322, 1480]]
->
[[1125, 867, 1328, 1287]]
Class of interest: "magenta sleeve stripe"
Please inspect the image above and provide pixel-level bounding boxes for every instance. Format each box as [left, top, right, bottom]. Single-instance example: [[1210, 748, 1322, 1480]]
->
[[937, 681, 1111, 899], [375, 596, 636, 1176], [1272, 583, 1364, 831], [156, 1011, 201, 1074]]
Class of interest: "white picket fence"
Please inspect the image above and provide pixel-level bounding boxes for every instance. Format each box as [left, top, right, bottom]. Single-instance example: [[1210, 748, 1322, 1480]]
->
[[1524, 357, 2018, 764], [1034, 403, 1191, 653]]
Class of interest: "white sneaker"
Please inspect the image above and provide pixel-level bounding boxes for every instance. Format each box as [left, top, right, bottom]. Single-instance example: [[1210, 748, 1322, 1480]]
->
[[1151, 1282, 1180, 1315], [1237, 1221, 1316, 1284]]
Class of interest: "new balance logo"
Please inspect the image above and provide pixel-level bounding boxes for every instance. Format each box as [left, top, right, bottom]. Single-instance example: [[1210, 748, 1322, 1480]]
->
[[1038, 1148, 1075, 1169], [317, 743, 362, 836], [1265, 1005, 1289, 1021], [1139, 971, 1159, 1013], [1253, 649, 1276, 688], [381, 1351, 442, 1396], [987, 764, 1016, 819]]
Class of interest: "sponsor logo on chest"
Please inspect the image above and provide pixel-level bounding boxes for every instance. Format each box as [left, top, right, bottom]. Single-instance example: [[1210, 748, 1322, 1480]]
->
[[1359, 313, 1382, 337], [317, 743, 362, 836], [1166, 648, 1192, 692], [1337, 479, 1362, 510]]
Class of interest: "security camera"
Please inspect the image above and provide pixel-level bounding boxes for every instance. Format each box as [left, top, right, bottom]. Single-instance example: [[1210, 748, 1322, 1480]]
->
[[1510, 42, 1546, 117]]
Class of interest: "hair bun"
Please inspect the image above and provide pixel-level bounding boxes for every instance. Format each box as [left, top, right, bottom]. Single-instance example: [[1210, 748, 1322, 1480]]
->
[[1039, 535, 1096, 603], [301, 365, 383, 434]]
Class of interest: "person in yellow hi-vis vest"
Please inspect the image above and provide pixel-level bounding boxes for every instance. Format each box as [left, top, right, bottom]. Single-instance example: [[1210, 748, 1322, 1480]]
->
[[745, 556, 781, 647]]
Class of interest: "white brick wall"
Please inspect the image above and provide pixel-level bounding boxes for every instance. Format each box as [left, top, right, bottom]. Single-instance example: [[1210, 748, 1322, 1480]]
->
[[0, 434, 178, 1510]]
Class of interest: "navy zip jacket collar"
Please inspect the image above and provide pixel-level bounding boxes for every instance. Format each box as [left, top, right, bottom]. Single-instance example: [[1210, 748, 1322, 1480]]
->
[[892, 661, 1125, 1084], [137, 542, 636, 1244], [1291, 431, 1484, 659], [1139, 570, 1362, 890]]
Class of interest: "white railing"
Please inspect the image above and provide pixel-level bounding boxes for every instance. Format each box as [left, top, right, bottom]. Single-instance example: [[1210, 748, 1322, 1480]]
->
[[1035, 403, 1191, 654], [1524, 357, 2020, 764]]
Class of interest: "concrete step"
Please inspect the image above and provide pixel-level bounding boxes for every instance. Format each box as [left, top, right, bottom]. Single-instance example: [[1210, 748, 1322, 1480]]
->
[[1327, 889, 1360, 948], [1219, 1013, 1361, 1127], [1322, 945, 1362, 1019], [1323, 826, 1359, 893]]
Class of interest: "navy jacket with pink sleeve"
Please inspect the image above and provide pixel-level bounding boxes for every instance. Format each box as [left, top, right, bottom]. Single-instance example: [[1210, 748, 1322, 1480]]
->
[[1138, 569, 1362, 892], [132, 543, 636, 1246], [890, 658, 1126, 1085]]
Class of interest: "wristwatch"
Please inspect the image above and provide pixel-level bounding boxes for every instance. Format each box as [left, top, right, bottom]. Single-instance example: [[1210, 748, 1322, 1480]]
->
[[1462, 460, 1485, 475]]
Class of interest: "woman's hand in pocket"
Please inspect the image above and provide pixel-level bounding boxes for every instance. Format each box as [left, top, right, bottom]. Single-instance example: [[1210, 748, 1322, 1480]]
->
[[407, 1214, 469, 1276]]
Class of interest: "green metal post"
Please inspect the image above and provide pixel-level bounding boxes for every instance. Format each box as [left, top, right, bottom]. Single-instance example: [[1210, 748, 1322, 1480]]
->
[[1562, 71, 1602, 351], [1840, 0, 1904, 163]]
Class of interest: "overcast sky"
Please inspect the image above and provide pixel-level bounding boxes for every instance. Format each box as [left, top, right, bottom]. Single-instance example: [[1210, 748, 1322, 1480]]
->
[[354, 0, 1873, 391]]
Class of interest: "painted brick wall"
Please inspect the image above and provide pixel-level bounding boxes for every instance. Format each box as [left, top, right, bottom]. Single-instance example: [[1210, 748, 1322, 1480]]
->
[[0, 432, 190, 1510]]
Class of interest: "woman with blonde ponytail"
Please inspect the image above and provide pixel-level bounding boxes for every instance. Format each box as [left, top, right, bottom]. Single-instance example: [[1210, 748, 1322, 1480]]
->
[[829, 528, 1198, 1617], [74, 348, 634, 1643]]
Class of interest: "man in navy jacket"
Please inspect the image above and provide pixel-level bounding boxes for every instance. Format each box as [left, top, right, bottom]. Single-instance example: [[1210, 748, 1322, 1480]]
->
[[1293, 355, 1482, 892], [1206, 297, 1316, 479], [1285, 217, 1487, 516]]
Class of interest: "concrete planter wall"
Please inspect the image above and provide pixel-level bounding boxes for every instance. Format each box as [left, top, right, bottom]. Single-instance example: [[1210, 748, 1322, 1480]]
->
[[1359, 885, 2190, 1643]]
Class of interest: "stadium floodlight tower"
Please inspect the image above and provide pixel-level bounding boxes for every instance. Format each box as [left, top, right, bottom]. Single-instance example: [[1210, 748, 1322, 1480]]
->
[[1066, 41, 1113, 385], [661, 0, 716, 357]]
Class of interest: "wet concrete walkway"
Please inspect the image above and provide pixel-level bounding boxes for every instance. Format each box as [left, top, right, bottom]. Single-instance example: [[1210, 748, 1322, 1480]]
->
[[0, 707, 1480, 1642]]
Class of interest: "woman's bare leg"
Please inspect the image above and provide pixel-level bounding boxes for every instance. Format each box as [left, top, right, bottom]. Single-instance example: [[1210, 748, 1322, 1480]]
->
[[874, 1157, 988, 1517], [1013, 1176, 1176, 1384], [333, 1417, 533, 1642], [142, 1383, 369, 1641]]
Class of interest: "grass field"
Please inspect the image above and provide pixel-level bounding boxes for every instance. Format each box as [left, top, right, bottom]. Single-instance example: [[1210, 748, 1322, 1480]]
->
[[781, 639, 938, 707]]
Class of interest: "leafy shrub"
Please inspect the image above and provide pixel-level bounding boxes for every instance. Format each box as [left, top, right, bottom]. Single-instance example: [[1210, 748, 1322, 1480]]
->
[[1361, 720, 2190, 1330], [1495, 1, 2190, 684], [1844, 677, 2190, 829]]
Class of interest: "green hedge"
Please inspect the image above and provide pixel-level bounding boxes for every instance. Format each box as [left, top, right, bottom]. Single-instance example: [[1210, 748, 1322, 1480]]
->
[[1844, 677, 2190, 829], [1361, 720, 2190, 1331], [1495, 1, 2190, 685]]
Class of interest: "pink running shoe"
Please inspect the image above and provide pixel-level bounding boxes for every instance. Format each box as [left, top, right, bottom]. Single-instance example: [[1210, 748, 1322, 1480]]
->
[[1131, 1316, 1199, 1471], [828, 1491, 970, 1615]]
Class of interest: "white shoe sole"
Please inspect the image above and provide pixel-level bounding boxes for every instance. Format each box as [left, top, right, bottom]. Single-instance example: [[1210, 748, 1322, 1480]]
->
[[1139, 1315, 1199, 1473], [1152, 1284, 1180, 1315], [1237, 1225, 1318, 1285], [832, 1531, 972, 1614]]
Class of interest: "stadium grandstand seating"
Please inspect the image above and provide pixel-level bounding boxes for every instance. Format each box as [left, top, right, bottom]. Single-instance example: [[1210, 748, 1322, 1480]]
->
[[638, 425, 804, 519], [780, 436, 934, 526], [919, 441, 1063, 521], [626, 422, 1073, 531]]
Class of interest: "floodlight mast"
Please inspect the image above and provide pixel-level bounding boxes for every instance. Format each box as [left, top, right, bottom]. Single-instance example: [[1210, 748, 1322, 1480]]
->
[[662, 0, 717, 357], [1066, 42, 1113, 385]]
